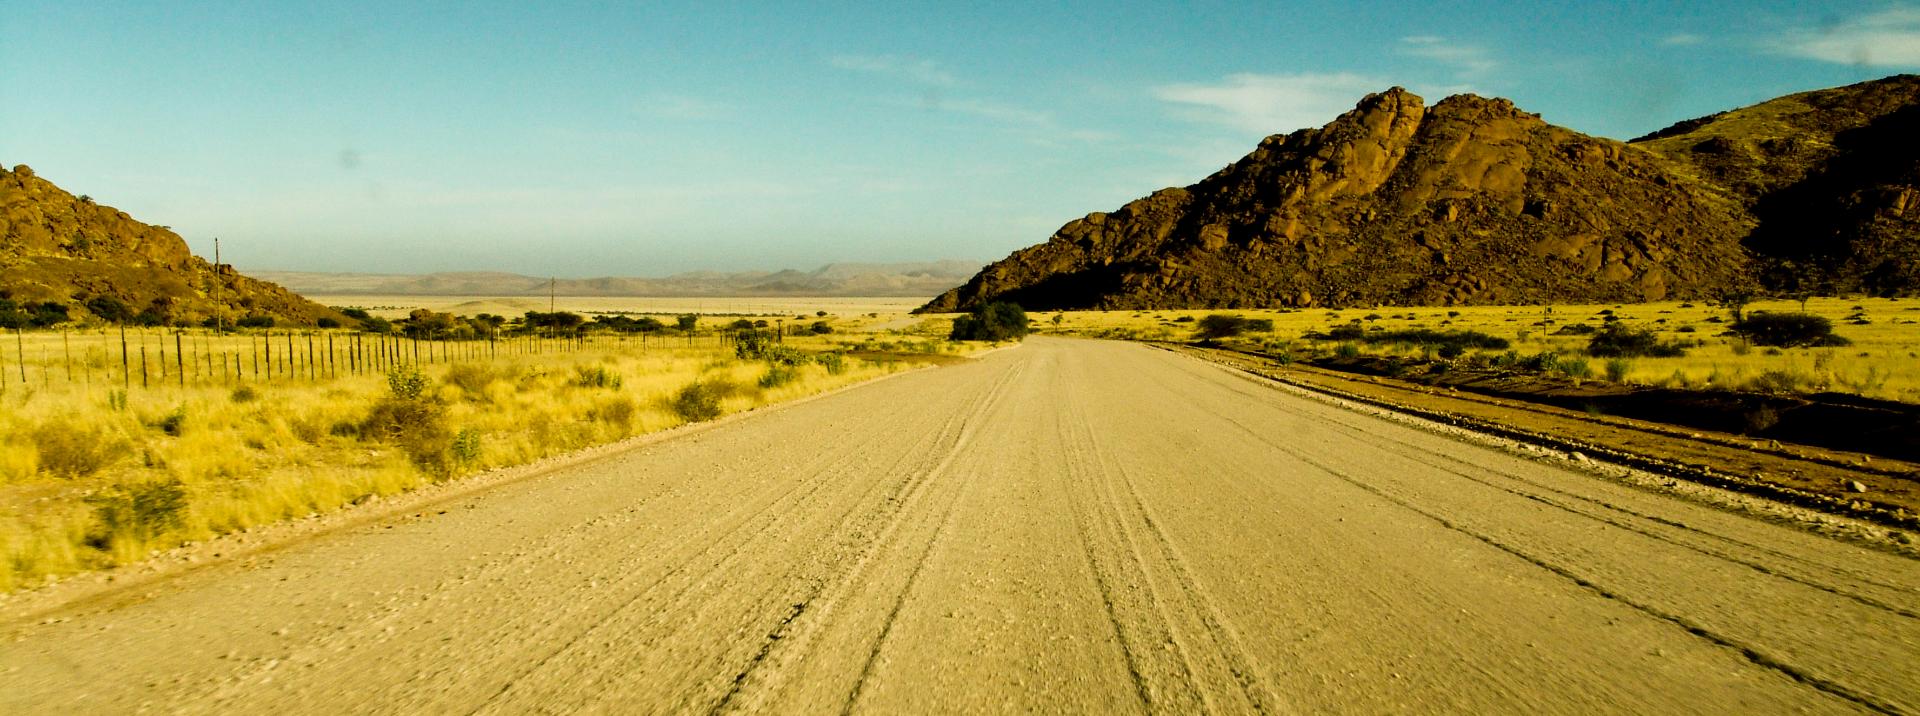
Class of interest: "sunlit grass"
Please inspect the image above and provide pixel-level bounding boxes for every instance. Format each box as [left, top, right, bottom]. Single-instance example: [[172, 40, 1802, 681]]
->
[[0, 319, 962, 591], [1033, 297, 1920, 403]]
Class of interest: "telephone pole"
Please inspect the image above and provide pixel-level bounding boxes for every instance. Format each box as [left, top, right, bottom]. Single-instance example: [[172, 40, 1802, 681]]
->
[[214, 237, 224, 335]]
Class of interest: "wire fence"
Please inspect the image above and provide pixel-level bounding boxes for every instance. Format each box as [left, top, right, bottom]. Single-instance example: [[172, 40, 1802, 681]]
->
[[0, 327, 733, 394]]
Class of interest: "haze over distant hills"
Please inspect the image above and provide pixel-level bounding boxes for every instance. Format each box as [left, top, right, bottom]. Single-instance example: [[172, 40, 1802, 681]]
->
[[925, 75, 1920, 313], [255, 261, 982, 298]]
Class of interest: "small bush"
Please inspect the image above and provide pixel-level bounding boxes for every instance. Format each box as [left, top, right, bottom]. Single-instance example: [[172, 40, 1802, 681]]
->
[[1731, 313, 1850, 348], [671, 379, 731, 422], [86, 479, 189, 548], [1335, 342, 1361, 358], [809, 321, 833, 334], [33, 423, 128, 478], [1558, 357, 1593, 379], [230, 386, 258, 403], [1605, 358, 1632, 382], [387, 367, 428, 401], [819, 352, 847, 375], [572, 365, 623, 390], [155, 406, 189, 436], [1586, 324, 1688, 358], [734, 329, 776, 360], [1522, 351, 1561, 373], [1195, 314, 1250, 340], [763, 345, 810, 366], [1173, 316, 1195, 323], [450, 428, 483, 465], [587, 396, 638, 430], [758, 364, 799, 389], [950, 302, 1029, 341]]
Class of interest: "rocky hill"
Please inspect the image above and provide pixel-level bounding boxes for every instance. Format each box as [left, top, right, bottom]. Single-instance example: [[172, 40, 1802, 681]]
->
[[1632, 75, 1920, 296], [256, 260, 980, 298], [1, 165, 345, 326], [925, 76, 1918, 312]]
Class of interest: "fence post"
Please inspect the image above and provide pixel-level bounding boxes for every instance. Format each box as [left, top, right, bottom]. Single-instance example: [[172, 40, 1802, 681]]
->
[[119, 324, 131, 390], [176, 332, 186, 387]]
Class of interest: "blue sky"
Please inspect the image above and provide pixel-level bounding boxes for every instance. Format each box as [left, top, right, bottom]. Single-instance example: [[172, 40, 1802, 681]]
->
[[4, 2, 1917, 276]]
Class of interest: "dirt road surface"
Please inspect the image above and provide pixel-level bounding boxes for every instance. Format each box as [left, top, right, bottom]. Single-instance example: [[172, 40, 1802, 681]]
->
[[5, 338, 1917, 713]]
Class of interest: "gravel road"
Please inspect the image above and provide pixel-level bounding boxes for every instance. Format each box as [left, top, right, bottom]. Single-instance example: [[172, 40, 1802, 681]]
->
[[5, 337, 1916, 714]]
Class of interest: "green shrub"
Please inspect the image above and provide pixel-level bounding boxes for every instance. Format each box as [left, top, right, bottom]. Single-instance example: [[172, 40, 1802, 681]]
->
[[1558, 357, 1593, 379], [230, 386, 258, 403], [763, 345, 810, 366], [670, 379, 732, 422], [1605, 358, 1632, 382], [387, 366, 428, 400], [1195, 314, 1250, 340], [819, 352, 847, 375], [734, 329, 776, 359], [572, 365, 623, 389], [450, 428, 483, 465], [33, 423, 129, 478], [950, 302, 1030, 341], [1335, 342, 1361, 358], [86, 479, 188, 548], [1731, 313, 1850, 348], [1586, 323, 1688, 358], [365, 367, 452, 475], [156, 406, 189, 436], [758, 364, 799, 389]]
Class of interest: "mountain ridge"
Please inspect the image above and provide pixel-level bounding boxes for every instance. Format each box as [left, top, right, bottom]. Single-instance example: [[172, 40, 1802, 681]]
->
[[923, 75, 1918, 313]]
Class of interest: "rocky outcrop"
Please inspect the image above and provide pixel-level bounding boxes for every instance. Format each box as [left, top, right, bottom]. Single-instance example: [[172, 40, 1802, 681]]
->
[[923, 88, 1755, 312], [1633, 75, 1920, 295], [1, 165, 346, 326]]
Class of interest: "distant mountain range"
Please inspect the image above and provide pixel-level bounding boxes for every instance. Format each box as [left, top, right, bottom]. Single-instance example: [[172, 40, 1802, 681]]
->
[[254, 261, 982, 298], [924, 75, 1919, 312]]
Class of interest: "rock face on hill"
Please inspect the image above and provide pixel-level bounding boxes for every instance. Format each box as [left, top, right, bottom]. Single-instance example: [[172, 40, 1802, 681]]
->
[[1632, 75, 1920, 296], [1, 165, 345, 326], [925, 76, 1919, 312]]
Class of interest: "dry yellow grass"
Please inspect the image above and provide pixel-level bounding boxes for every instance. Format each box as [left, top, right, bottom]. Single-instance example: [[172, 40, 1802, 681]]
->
[[0, 314, 965, 591], [1033, 297, 1920, 403]]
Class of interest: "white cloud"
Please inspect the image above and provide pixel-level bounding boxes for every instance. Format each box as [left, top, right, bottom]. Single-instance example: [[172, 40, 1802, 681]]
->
[[1398, 36, 1497, 76], [827, 54, 958, 86], [1772, 7, 1920, 66], [1152, 72, 1387, 133], [1661, 33, 1705, 47]]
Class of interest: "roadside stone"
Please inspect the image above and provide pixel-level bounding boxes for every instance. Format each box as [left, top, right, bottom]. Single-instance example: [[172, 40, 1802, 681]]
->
[[1849, 480, 1869, 493]]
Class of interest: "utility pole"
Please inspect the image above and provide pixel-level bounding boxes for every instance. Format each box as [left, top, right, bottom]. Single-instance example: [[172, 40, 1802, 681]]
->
[[549, 277, 556, 314], [214, 237, 224, 335]]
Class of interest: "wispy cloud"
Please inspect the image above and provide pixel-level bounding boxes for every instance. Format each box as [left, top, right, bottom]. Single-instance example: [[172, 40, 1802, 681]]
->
[[1770, 6, 1920, 67], [1398, 36, 1496, 77], [828, 54, 957, 86], [1661, 33, 1705, 47], [1152, 72, 1386, 133]]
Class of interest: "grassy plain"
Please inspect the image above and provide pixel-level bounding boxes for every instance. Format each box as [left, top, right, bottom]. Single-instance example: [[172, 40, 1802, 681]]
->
[[1036, 297, 1920, 403], [0, 304, 958, 590]]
